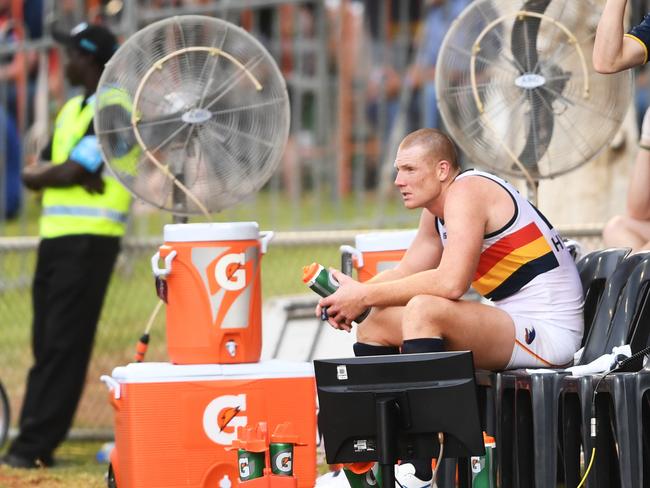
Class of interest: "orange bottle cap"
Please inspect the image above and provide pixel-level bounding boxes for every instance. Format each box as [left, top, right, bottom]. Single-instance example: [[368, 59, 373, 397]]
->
[[271, 422, 306, 445], [345, 462, 374, 474], [302, 263, 320, 283], [483, 432, 496, 444]]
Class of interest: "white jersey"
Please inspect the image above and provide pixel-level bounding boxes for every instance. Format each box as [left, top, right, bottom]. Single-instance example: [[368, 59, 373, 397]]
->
[[437, 169, 584, 366]]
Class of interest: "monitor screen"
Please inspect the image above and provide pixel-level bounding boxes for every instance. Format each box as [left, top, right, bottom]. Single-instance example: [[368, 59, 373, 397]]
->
[[314, 351, 484, 465]]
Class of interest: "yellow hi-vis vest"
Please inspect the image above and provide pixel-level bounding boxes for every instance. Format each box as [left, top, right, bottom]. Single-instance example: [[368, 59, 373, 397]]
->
[[40, 94, 132, 238]]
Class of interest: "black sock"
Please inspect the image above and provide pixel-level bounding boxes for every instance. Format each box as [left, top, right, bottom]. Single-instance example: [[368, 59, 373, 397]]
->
[[408, 459, 433, 481], [401, 337, 444, 354], [353, 342, 400, 357]]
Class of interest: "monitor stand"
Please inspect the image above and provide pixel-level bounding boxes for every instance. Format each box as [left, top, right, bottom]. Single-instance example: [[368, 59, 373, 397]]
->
[[376, 398, 399, 488]]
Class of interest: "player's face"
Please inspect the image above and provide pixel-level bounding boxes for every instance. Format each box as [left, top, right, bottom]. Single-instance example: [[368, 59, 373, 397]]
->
[[394, 145, 442, 209]]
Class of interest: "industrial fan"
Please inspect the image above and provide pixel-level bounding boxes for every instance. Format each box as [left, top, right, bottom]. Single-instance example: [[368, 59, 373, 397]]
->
[[436, 0, 632, 200], [94, 15, 290, 218]]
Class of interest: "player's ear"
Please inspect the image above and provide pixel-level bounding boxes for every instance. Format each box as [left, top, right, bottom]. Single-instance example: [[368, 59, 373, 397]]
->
[[437, 159, 451, 180]]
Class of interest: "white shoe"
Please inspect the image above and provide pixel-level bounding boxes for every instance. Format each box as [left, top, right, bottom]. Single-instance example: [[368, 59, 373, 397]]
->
[[394, 463, 432, 488], [315, 469, 352, 488]]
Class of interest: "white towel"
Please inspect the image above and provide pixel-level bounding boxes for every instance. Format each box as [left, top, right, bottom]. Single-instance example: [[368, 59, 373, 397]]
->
[[565, 345, 632, 376]]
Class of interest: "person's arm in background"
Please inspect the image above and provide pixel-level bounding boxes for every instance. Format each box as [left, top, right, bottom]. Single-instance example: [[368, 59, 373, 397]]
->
[[594, 0, 647, 73], [627, 108, 650, 220], [22, 135, 105, 193]]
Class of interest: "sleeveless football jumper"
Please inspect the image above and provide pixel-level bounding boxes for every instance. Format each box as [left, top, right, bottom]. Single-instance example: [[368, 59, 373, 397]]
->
[[436, 169, 583, 368]]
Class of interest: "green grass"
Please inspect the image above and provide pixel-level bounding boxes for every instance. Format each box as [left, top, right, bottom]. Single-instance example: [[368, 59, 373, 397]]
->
[[0, 440, 331, 487], [0, 440, 107, 488]]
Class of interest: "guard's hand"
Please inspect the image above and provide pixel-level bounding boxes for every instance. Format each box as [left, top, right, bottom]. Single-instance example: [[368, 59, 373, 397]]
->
[[81, 171, 105, 194]]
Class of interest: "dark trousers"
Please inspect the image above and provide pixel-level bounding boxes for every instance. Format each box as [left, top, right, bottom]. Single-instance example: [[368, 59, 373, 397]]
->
[[9, 234, 120, 461]]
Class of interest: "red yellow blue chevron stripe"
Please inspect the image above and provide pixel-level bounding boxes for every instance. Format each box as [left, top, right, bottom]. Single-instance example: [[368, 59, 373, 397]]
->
[[472, 222, 559, 301]]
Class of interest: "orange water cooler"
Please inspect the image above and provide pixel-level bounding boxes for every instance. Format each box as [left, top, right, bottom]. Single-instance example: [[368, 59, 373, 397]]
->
[[101, 360, 316, 488], [340, 230, 417, 282], [151, 222, 273, 365], [103, 222, 318, 488]]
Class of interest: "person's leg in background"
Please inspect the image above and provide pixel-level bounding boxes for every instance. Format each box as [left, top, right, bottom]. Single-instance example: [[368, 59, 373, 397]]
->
[[6, 235, 119, 467]]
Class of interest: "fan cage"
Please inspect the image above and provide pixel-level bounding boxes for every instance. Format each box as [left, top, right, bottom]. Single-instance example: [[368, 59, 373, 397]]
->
[[95, 15, 290, 216], [435, 0, 632, 181]]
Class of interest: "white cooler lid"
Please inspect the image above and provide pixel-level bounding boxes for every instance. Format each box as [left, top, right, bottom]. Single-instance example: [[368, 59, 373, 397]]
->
[[110, 360, 314, 383], [164, 222, 259, 242], [355, 229, 417, 252]]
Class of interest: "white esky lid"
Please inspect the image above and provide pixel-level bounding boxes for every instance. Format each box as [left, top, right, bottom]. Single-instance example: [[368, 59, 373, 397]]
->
[[163, 222, 259, 242], [355, 229, 417, 252], [110, 360, 314, 383]]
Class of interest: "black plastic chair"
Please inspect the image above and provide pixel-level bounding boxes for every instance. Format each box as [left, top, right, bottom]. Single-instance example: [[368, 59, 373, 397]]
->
[[498, 248, 633, 488], [577, 255, 650, 488], [560, 251, 650, 488], [439, 248, 629, 488]]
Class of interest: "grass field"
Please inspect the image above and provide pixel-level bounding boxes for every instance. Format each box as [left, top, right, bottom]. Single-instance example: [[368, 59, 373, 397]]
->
[[0, 440, 107, 488], [0, 440, 331, 487]]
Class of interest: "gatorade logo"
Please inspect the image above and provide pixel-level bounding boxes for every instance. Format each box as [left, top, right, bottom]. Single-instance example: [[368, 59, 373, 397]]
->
[[365, 470, 377, 486], [275, 453, 292, 473], [239, 457, 251, 478], [215, 253, 246, 291], [203, 394, 248, 445]]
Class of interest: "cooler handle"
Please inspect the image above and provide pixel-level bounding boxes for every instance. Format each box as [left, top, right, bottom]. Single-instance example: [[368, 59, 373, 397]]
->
[[340, 245, 363, 270], [260, 231, 274, 254], [151, 249, 177, 278], [100, 375, 121, 400]]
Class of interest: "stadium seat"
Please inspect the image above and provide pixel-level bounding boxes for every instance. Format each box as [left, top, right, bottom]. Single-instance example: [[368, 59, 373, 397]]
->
[[500, 248, 635, 488]]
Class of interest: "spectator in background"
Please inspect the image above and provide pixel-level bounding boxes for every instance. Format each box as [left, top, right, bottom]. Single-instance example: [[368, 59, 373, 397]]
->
[[0, 23, 131, 469], [361, 0, 421, 135], [0, 0, 38, 127], [408, 0, 471, 129], [1, 106, 21, 219]]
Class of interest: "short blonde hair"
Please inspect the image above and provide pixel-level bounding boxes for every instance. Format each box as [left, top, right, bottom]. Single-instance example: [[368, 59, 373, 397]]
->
[[399, 128, 459, 170]]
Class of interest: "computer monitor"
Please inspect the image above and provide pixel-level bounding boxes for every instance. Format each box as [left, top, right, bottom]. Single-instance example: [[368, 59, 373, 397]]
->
[[314, 351, 484, 486]]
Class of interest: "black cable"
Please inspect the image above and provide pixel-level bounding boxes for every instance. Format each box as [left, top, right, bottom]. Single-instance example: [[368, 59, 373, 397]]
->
[[581, 346, 650, 486]]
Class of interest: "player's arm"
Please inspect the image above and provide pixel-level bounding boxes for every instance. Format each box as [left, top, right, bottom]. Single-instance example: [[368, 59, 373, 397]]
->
[[360, 179, 484, 306], [365, 210, 443, 284], [593, 0, 647, 73]]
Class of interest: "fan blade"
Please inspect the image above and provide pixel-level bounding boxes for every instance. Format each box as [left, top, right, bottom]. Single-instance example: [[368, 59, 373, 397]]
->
[[510, 0, 552, 73], [517, 64, 570, 173]]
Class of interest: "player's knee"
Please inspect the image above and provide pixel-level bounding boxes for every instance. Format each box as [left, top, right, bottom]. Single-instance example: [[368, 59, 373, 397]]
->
[[603, 215, 627, 246], [356, 316, 392, 345], [402, 295, 451, 335]]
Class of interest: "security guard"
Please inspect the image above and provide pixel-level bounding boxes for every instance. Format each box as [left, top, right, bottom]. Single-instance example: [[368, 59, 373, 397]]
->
[[1, 23, 131, 468]]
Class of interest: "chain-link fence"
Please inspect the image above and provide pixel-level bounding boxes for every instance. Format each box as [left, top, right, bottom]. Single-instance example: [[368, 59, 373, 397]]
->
[[0, 226, 604, 438]]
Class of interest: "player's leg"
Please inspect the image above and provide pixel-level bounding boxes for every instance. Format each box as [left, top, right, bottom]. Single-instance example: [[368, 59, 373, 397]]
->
[[401, 295, 515, 370]]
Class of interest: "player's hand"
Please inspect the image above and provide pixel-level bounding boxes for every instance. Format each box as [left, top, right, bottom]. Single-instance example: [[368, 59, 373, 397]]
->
[[319, 270, 366, 332]]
